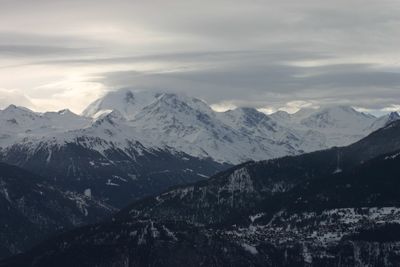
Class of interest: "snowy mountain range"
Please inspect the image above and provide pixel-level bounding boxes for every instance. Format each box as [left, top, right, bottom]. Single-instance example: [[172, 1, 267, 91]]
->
[[0, 89, 398, 209], [79, 89, 399, 162], [1, 89, 396, 164]]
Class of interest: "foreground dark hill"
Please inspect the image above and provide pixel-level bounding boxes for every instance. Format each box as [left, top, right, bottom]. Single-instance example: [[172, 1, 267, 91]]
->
[[3, 121, 400, 266], [0, 163, 114, 259], [1, 140, 228, 208]]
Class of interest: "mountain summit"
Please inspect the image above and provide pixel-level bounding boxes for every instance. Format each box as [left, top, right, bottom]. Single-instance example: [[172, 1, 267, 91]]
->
[[82, 90, 162, 119]]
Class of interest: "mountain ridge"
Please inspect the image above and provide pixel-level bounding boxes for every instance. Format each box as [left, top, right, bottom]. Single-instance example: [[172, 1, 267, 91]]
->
[[4, 116, 400, 266], [1, 89, 398, 164]]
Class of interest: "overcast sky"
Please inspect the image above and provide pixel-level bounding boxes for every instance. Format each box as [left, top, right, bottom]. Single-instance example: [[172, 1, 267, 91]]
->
[[1, 0, 400, 114]]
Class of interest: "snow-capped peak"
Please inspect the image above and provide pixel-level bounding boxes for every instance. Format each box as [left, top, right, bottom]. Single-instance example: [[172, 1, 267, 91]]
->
[[82, 89, 215, 122], [220, 107, 273, 130], [0, 104, 40, 127], [2, 104, 37, 118], [82, 89, 162, 120], [43, 109, 85, 120], [300, 105, 376, 130], [387, 111, 400, 121], [93, 109, 127, 127], [269, 110, 292, 121], [3, 104, 34, 113], [367, 111, 400, 132], [0, 104, 91, 147], [57, 109, 73, 115], [138, 92, 214, 118]]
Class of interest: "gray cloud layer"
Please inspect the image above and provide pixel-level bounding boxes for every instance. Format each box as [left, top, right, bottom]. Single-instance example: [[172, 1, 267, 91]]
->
[[0, 0, 399, 113]]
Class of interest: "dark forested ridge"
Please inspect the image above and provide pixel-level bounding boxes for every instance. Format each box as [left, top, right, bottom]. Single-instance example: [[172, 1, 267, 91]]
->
[[0, 163, 114, 259]]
